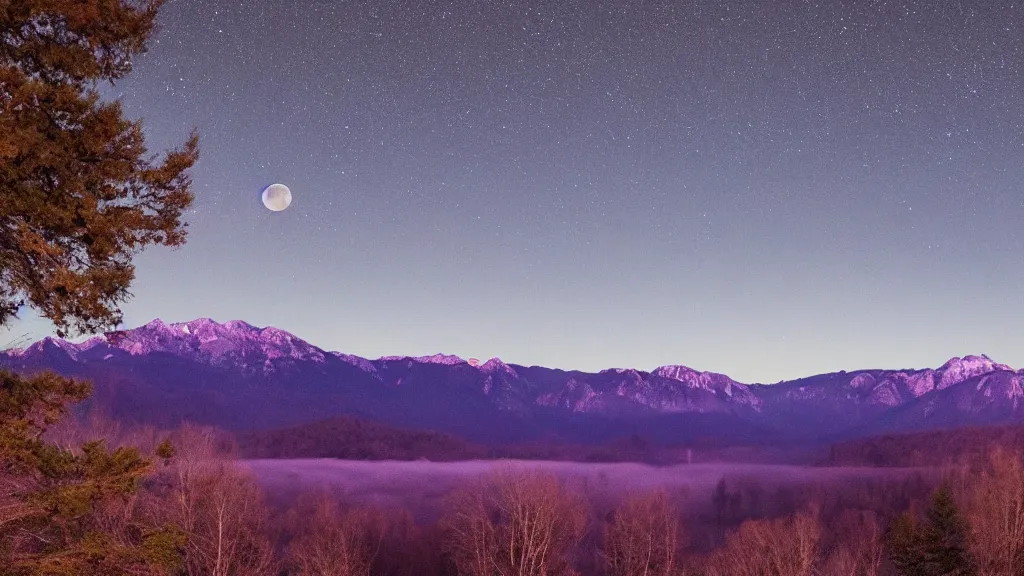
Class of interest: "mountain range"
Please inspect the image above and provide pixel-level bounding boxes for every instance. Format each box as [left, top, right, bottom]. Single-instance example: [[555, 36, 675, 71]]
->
[[2, 318, 1022, 446]]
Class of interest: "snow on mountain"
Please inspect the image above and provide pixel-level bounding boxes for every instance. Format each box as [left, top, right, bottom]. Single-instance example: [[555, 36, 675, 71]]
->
[[1, 318, 1021, 443], [331, 352, 378, 374], [935, 354, 1013, 389], [13, 336, 106, 361], [849, 370, 1024, 437], [379, 353, 467, 365], [480, 357, 517, 377], [105, 318, 329, 368], [536, 377, 604, 412], [650, 364, 757, 403]]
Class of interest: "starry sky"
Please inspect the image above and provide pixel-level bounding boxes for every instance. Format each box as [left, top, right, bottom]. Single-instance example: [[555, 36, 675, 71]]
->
[[4, 0, 1024, 383]]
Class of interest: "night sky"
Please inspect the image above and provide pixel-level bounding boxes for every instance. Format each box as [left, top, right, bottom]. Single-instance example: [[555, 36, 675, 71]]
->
[[5, 0, 1024, 383]]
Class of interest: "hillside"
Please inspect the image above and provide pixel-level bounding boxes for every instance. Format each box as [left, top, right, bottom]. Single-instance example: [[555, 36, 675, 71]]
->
[[236, 415, 483, 460], [826, 424, 1024, 467]]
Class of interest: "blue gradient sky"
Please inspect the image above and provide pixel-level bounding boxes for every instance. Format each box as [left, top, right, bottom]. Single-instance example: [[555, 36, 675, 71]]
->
[[3, 0, 1023, 383]]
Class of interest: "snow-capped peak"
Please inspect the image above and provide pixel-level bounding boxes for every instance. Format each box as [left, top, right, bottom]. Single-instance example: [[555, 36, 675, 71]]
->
[[377, 353, 467, 365], [601, 368, 642, 376], [139, 318, 167, 331], [936, 354, 1012, 388], [480, 357, 517, 377], [653, 364, 740, 384], [99, 318, 327, 365], [10, 336, 104, 360], [413, 353, 467, 365]]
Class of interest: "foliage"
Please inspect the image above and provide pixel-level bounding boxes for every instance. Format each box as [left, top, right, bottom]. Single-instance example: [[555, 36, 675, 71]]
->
[[0, 0, 198, 337], [9, 384, 1024, 576], [0, 369, 182, 575]]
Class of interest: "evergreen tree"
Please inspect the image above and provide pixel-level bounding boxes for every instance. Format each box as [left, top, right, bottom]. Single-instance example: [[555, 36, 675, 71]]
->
[[1, 0, 198, 337], [921, 485, 976, 576], [887, 486, 977, 576], [1, 2, 192, 571], [888, 510, 926, 576], [0, 370, 184, 575]]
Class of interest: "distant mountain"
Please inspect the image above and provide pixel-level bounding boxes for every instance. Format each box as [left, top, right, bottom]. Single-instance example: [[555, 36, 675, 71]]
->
[[2, 318, 1022, 446]]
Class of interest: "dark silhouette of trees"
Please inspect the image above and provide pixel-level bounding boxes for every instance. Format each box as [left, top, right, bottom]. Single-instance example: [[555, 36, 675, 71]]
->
[[828, 425, 1024, 468], [923, 487, 976, 576], [712, 478, 728, 528], [236, 416, 482, 461], [888, 511, 926, 576], [1, 0, 198, 336]]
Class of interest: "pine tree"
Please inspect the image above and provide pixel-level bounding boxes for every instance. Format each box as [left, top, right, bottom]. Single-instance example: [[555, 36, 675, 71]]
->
[[1, 0, 198, 337], [888, 510, 926, 576], [921, 485, 976, 576], [0, 370, 185, 574], [2, 2, 194, 571], [887, 486, 978, 576]]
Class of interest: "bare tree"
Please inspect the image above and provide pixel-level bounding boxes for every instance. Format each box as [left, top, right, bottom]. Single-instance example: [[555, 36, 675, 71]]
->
[[173, 462, 275, 576], [443, 477, 496, 576], [284, 490, 386, 576], [960, 447, 1024, 576], [819, 546, 860, 576], [820, 509, 884, 576], [42, 402, 164, 476], [370, 507, 449, 576], [146, 424, 276, 576], [602, 490, 685, 576], [441, 470, 588, 576], [702, 507, 821, 576]]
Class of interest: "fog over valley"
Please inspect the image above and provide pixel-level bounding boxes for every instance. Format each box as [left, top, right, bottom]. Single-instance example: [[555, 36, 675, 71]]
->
[[245, 458, 932, 523]]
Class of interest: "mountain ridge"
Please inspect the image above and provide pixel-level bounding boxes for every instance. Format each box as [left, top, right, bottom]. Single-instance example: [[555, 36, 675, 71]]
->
[[2, 318, 1022, 445], [8, 317, 1012, 385]]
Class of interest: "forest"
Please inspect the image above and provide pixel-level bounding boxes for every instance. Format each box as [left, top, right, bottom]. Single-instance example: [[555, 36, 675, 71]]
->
[[826, 424, 1024, 468], [3, 370, 1023, 576], [235, 414, 765, 464]]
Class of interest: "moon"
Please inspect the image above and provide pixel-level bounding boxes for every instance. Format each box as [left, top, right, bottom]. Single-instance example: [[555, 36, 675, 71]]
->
[[261, 183, 292, 212]]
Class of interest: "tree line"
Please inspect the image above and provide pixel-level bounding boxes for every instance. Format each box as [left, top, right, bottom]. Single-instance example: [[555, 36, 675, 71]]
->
[[827, 424, 1024, 468]]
